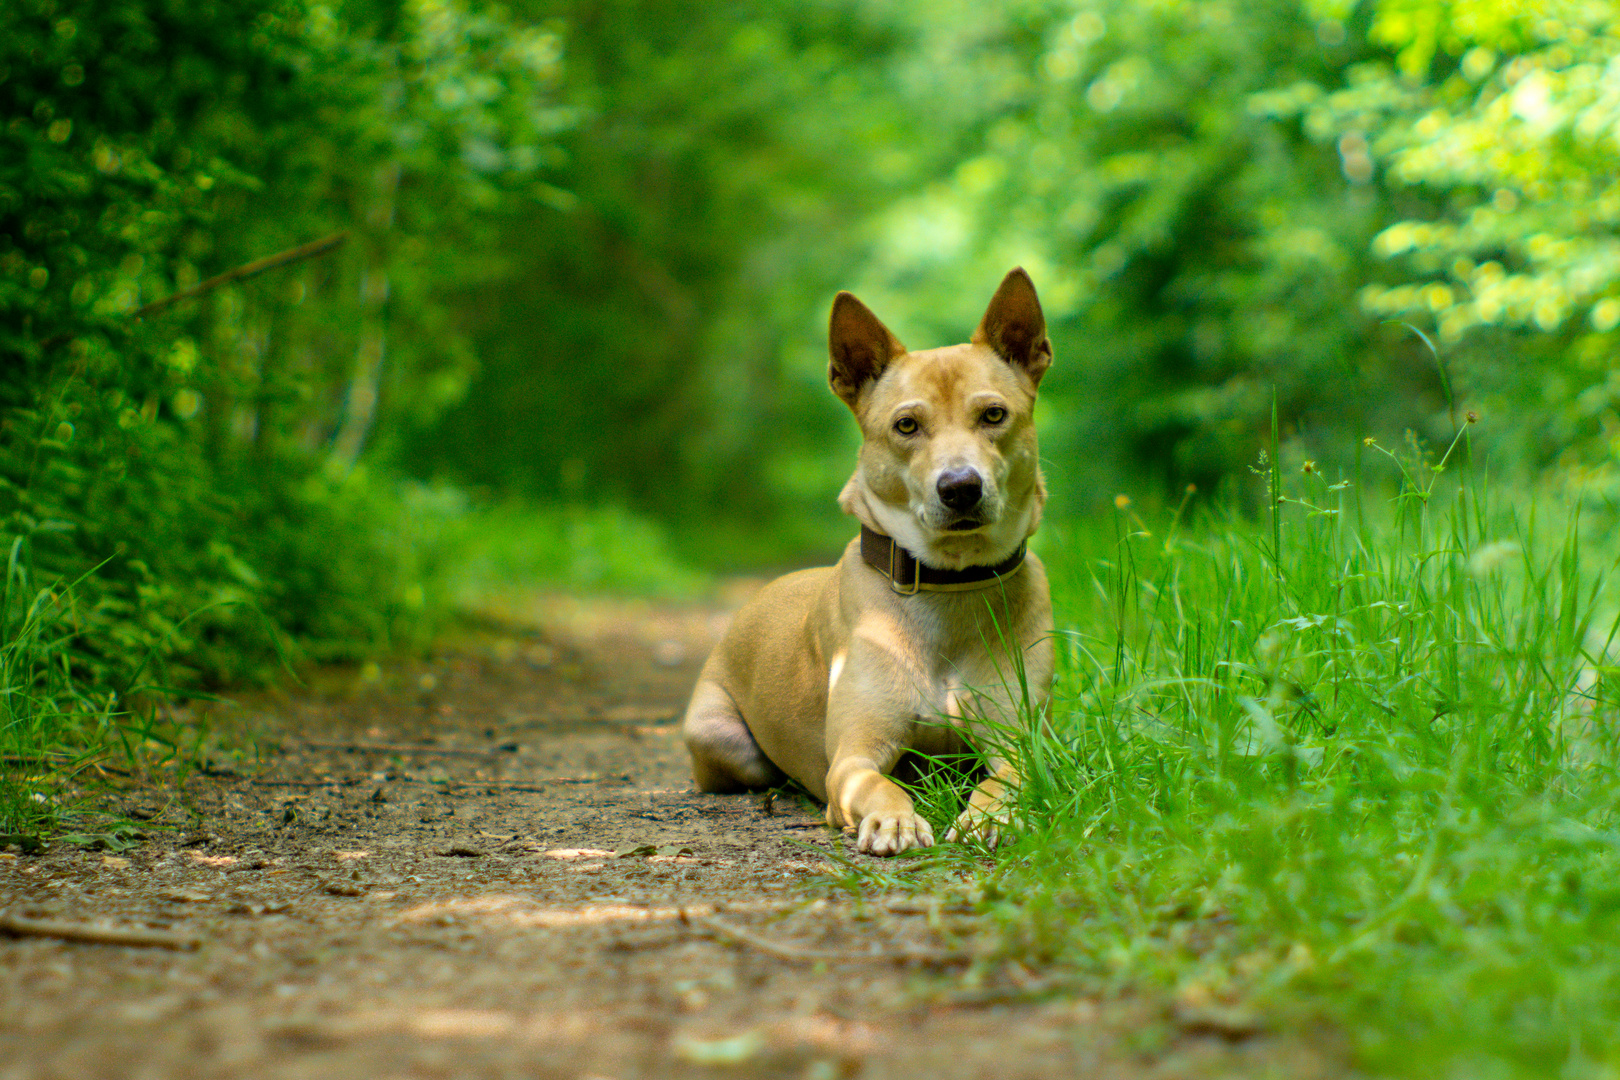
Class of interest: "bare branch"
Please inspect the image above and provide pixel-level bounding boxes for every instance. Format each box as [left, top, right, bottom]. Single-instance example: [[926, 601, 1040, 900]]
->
[[133, 231, 349, 319], [0, 911, 199, 950]]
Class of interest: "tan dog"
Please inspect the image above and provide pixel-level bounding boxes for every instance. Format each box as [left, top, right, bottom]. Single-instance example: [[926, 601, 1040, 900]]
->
[[681, 268, 1055, 855]]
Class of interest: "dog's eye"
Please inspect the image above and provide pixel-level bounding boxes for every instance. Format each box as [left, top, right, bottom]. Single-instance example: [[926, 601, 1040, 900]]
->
[[894, 417, 919, 435], [983, 406, 1008, 424]]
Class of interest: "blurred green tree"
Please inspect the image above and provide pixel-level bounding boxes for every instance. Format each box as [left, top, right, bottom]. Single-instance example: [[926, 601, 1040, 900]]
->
[[1, 0, 570, 682], [407, 0, 931, 556], [1304, 0, 1620, 487]]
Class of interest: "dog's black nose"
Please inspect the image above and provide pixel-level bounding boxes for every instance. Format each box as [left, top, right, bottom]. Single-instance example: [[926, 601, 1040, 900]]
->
[[937, 467, 983, 511]]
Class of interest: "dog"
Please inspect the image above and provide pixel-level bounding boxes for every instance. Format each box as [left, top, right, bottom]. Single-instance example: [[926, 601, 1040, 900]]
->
[[681, 268, 1055, 855]]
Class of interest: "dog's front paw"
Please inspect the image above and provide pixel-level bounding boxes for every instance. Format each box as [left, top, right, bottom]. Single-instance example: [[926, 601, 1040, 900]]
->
[[856, 811, 935, 856], [944, 807, 1012, 849]]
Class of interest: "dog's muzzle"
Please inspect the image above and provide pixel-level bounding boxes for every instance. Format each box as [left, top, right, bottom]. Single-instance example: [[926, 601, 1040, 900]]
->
[[934, 467, 995, 531], [936, 467, 983, 511]]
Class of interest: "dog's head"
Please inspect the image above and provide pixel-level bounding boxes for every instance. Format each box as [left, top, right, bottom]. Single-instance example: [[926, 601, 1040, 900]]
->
[[829, 268, 1051, 571]]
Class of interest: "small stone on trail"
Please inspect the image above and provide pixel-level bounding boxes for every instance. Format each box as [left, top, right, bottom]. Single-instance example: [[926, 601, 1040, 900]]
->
[[653, 639, 686, 667], [672, 1030, 765, 1066], [323, 880, 366, 897], [162, 889, 210, 904]]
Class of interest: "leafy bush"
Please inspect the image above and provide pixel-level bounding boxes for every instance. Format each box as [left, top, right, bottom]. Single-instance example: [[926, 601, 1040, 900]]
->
[[1303, 0, 1620, 490], [1, 0, 570, 661]]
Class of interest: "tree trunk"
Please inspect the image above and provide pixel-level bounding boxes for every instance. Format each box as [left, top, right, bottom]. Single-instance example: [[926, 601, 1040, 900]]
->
[[331, 160, 400, 467]]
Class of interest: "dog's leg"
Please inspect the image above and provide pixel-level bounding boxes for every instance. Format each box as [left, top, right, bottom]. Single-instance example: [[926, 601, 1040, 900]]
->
[[825, 748, 935, 856], [823, 683, 937, 856], [944, 758, 1018, 847], [683, 679, 785, 793], [822, 625, 939, 856]]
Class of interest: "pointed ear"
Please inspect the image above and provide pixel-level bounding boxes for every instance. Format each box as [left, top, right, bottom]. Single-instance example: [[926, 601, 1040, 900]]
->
[[972, 267, 1052, 387], [829, 291, 906, 410]]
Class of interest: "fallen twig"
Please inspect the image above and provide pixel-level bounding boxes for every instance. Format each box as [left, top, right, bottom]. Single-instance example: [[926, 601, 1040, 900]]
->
[[882, 897, 977, 916], [687, 913, 969, 966], [935, 977, 1074, 1007], [464, 775, 626, 787], [0, 911, 199, 950], [294, 740, 516, 758], [243, 774, 613, 792], [248, 777, 349, 788], [442, 776, 628, 792]]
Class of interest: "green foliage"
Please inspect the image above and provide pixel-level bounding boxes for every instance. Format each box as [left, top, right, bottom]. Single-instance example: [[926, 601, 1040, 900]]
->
[[402, 0, 1620, 529], [404, 0, 1488, 522], [0, 0, 573, 692], [0, 0, 594, 826], [1302, 0, 1620, 488]]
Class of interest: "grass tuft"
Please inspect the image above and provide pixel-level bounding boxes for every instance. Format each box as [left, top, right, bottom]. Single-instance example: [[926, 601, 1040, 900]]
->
[[0, 535, 119, 837], [992, 434, 1620, 1075]]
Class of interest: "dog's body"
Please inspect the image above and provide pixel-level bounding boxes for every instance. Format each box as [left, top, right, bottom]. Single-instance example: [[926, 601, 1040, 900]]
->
[[682, 269, 1055, 855]]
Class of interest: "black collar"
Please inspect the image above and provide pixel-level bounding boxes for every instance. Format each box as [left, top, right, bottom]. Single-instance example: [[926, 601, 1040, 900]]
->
[[859, 525, 1027, 595]]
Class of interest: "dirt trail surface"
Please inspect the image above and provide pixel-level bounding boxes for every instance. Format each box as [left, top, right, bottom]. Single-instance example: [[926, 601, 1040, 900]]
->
[[0, 594, 1335, 1080]]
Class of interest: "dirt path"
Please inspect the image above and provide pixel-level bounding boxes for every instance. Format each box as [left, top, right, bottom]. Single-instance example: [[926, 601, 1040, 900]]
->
[[0, 594, 1333, 1079]]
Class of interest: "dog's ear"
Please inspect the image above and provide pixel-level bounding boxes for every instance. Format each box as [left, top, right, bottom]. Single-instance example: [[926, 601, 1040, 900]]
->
[[972, 267, 1052, 387], [829, 291, 906, 410]]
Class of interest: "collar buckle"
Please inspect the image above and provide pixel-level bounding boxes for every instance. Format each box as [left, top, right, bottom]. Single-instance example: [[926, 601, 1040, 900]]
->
[[888, 541, 922, 595]]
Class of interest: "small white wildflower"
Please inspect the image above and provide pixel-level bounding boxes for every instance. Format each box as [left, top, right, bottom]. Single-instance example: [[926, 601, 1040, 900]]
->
[[1469, 540, 1520, 576]]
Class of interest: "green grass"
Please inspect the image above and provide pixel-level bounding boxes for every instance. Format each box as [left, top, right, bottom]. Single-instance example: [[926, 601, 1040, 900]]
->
[[0, 538, 125, 837], [835, 433, 1620, 1077]]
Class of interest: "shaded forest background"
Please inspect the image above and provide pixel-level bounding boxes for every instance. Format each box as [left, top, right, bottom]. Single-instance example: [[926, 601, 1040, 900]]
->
[[5, 0, 1620, 695]]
